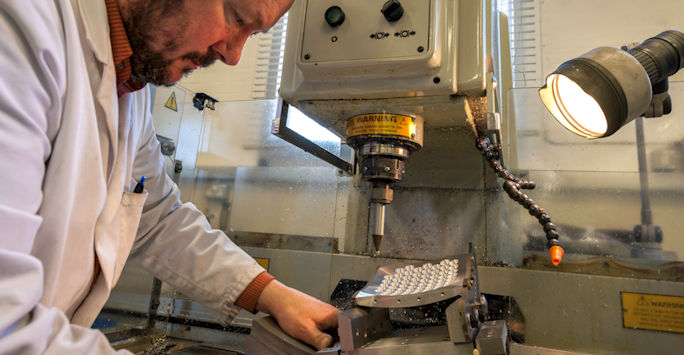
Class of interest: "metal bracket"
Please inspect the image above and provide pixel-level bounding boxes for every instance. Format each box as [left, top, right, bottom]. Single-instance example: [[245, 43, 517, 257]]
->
[[272, 101, 354, 175], [485, 71, 503, 146], [338, 307, 392, 351], [475, 320, 508, 355]]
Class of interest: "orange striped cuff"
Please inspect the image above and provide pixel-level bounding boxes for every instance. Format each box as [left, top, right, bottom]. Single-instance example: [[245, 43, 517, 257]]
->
[[234, 272, 275, 313]]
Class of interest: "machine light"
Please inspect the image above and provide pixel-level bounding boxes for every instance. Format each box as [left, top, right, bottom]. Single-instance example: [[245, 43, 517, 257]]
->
[[539, 30, 684, 138]]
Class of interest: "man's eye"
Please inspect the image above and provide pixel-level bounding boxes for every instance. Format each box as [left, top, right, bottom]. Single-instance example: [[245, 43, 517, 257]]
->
[[231, 9, 244, 26]]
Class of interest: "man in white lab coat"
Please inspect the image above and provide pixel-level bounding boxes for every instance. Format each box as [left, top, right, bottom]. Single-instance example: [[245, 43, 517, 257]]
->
[[0, 0, 338, 353]]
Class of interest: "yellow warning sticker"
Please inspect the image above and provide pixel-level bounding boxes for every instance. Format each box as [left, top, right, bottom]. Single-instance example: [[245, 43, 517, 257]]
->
[[347, 113, 416, 138], [165, 92, 178, 112], [254, 257, 270, 272], [622, 292, 684, 334]]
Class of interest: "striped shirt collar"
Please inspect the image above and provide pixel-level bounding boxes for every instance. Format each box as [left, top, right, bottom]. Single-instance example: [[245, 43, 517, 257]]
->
[[105, 0, 146, 98]]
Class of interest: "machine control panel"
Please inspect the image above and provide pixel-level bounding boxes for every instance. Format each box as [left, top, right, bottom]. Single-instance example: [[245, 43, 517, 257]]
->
[[281, 0, 487, 103], [300, 0, 433, 65]]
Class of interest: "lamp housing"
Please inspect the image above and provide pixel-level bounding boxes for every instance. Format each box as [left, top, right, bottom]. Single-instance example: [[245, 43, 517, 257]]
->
[[539, 30, 684, 139]]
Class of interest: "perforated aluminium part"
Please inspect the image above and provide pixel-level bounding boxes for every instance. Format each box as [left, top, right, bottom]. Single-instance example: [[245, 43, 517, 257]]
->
[[355, 258, 463, 308], [376, 259, 459, 295]]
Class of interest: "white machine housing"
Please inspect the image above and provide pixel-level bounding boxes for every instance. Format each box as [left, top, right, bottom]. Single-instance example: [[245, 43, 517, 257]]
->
[[280, 0, 506, 134]]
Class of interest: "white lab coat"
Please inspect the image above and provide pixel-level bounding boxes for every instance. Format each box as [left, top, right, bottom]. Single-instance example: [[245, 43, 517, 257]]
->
[[0, 0, 265, 353]]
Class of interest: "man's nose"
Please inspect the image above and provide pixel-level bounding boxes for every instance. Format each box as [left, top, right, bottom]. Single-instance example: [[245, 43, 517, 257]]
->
[[210, 37, 247, 66]]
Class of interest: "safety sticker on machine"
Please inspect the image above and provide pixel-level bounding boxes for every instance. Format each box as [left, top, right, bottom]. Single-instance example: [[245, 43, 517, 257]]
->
[[347, 113, 416, 138], [254, 257, 270, 272], [621, 292, 684, 334], [164, 91, 178, 112]]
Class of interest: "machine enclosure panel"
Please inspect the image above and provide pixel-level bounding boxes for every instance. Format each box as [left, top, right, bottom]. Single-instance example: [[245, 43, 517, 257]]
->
[[280, 0, 488, 102]]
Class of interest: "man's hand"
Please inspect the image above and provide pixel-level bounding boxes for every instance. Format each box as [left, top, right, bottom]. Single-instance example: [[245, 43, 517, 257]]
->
[[256, 280, 339, 350]]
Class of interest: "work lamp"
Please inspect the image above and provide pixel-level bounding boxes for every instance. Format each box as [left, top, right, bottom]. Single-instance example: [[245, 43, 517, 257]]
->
[[539, 30, 684, 138]]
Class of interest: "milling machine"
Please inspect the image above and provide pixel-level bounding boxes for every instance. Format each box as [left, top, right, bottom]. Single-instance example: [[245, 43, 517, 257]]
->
[[272, 0, 520, 251], [250, 0, 530, 353]]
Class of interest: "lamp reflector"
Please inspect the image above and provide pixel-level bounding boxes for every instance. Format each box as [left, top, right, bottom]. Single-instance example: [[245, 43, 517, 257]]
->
[[540, 74, 608, 138]]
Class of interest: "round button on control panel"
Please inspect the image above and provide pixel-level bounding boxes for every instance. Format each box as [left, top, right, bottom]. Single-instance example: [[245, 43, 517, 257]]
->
[[324, 6, 345, 27], [381, 0, 404, 22]]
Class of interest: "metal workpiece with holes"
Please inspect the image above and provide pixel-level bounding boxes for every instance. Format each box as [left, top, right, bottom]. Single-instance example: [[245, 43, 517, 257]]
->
[[354, 258, 462, 308], [338, 252, 489, 353], [354, 254, 479, 311]]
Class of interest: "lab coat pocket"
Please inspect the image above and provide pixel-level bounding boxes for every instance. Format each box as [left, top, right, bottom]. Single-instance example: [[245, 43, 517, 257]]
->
[[114, 191, 148, 284]]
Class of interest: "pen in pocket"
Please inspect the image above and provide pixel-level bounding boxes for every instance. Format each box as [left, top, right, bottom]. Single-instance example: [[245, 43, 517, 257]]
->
[[133, 176, 145, 193]]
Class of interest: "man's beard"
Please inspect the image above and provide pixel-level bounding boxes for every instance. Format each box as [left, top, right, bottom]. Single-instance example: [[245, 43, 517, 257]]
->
[[130, 48, 219, 87], [123, 0, 219, 86]]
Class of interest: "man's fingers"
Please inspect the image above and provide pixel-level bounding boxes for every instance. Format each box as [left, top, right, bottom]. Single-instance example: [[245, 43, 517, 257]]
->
[[295, 321, 334, 350], [288, 321, 334, 350], [320, 308, 339, 330], [312, 331, 333, 350], [261, 282, 340, 350]]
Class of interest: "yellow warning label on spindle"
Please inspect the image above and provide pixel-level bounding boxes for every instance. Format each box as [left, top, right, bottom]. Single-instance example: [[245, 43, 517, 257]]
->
[[347, 113, 416, 138]]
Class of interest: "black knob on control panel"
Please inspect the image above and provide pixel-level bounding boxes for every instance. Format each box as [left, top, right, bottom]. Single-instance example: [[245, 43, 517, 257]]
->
[[325, 6, 345, 27], [381, 0, 404, 22]]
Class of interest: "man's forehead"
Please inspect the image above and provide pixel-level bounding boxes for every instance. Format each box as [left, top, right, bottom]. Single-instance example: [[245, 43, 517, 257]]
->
[[232, 0, 291, 30], [232, 0, 292, 16]]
